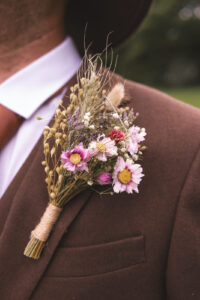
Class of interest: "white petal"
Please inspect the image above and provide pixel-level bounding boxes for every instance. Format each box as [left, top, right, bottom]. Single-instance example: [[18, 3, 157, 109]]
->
[[98, 153, 107, 161], [113, 182, 121, 193]]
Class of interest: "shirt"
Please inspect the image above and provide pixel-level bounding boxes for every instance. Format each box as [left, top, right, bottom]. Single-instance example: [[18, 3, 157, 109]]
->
[[0, 37, 81, 198]]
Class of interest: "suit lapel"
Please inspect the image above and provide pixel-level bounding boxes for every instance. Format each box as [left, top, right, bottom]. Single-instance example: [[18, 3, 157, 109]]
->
[[0, 73, 93, 299]]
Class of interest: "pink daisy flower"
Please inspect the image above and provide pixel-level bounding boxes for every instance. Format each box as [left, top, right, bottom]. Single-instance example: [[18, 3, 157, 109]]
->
[[61, 143, 90, 173], [89, 136, 118, 161], [112, 156, 144, 194], [126, 126, 146, 155]]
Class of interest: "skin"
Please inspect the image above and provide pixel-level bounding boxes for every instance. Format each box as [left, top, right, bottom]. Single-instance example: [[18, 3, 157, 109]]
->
[[0, 0, 68, 83]]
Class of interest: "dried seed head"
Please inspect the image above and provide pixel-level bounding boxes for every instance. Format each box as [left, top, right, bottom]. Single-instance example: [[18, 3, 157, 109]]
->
[[50, 192, 56, 199], [56, 109, 61, 115], [44, 149, 49, 155], [62, 110, 67, 117], [49, 170, 53, 176], [74, 84, 79, 91], [50, 147, 56, 157], [79, 89, 83, 97], [72, 95, 78, 103], [132, 154, 139, 161], [55, 132, 62, 138], [45, 178, 50, 184], [55, 139, 61, 145], [45, 166, 49, 173], [80, 77, 86, 85], [55, 122, 60, 129], [44, 143, 49, 149], [70, 93, 75, 100], [58, 174, 63, 182], [66, 105, 72, 113], [60, 122, 66, 130], [140, 146, 147, 151], [50, 128, 56, 134], [47, 133, 52, 139], [43, 130, 48, 137], [56, 167, 60, 173]]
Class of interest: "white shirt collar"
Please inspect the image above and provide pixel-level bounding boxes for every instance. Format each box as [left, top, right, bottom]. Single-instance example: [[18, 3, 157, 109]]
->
[[0, 37, 81, 119]]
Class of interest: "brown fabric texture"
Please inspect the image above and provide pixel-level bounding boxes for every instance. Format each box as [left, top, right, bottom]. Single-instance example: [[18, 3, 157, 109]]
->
[[0, 72, 200, 300]]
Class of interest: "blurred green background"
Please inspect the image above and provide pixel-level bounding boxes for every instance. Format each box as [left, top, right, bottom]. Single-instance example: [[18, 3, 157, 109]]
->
[[114, 0, 200, 108]]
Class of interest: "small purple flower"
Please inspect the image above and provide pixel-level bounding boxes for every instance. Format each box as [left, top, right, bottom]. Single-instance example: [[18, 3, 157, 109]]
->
[[96, 172, 112, 185], [61, 143, 90, 173]]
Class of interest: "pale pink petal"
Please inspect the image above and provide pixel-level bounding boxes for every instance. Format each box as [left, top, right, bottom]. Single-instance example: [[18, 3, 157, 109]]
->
[[120, 184, 127, 192], [113, 181, 122, 193], [126, 139, 138, 155], [118, 156, 126, 170], [61, 152, 69, 162], [79, 162, 89, 172], [64, 162, 76, 172], [126, 184, 134, 194], [97, 152, 107, 161]]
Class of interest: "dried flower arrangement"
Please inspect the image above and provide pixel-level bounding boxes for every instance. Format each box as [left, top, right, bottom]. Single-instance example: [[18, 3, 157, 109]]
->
[[24, 54, 146, 259]]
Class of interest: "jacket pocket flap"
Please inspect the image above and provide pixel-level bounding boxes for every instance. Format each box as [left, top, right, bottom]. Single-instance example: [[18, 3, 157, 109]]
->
[[45, 235, 145, 278]]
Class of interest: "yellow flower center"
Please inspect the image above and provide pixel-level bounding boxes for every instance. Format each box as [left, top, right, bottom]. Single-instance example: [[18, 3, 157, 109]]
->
[[118, 169, 132, 184], [70, 153, 81, 165], [96, 142, 106, 152]]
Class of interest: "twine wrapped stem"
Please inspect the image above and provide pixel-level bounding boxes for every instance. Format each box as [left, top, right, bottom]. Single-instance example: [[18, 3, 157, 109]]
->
[[24, 203, 62, 259]]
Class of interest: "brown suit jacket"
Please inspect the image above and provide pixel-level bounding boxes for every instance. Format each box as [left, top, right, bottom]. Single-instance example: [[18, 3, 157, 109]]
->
[[0, 72, 199, 300]]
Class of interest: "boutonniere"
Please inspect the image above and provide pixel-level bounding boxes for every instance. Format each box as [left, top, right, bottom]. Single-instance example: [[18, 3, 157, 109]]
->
[[24, 55, 147, 259]]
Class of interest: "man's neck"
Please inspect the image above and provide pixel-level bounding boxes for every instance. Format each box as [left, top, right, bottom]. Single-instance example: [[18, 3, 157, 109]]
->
[[0, 26, 66, 84]]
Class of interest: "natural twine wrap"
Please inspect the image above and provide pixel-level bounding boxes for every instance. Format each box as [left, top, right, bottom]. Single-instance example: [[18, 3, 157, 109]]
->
[[31, 203, 62, 241], [24, 203, 62, 259]]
